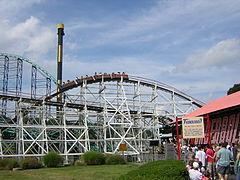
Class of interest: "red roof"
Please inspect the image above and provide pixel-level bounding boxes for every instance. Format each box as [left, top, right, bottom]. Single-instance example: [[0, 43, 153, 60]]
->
[[184, 91, 240, 117]]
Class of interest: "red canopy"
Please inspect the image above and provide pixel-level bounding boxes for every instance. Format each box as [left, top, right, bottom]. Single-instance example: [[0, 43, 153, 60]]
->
[[184, 91, 240, 117]]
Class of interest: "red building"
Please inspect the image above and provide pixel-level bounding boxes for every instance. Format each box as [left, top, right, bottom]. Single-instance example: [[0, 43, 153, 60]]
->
[[185, 91, 240, 145]]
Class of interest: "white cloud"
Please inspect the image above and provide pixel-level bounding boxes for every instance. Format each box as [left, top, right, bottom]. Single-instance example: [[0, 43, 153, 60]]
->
[[0, 16, 55, 61], [181, 39, 240, 69], [8, 16, 40, 39], [0, 0, 42, 16]]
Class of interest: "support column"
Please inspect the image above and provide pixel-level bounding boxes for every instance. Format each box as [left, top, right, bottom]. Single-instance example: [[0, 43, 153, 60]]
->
[[42, 100, 49, 154], [63, 103, 68, 164], [46, 78, 51, 97], [16, 58, 23, 97], [0, 129, 2, 157], [17, 98, 24, 156], [31, 66, 37, 99], [1, 56, 9, 115]]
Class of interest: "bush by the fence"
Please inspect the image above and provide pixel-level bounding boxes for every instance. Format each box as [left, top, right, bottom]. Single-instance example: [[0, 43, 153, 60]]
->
[[20, 157, 42, 169], [74, 160, 86, 166], [83, 151, 105, 165], [117, 160, 188, 180], [0, 158, 19, 170], [106, 155, 126, 165], [43, 152, 63, 167]]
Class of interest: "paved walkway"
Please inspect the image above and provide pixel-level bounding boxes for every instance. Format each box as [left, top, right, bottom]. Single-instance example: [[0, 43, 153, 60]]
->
[[228, 174, 236, 180], [212, 174, 236, 180]]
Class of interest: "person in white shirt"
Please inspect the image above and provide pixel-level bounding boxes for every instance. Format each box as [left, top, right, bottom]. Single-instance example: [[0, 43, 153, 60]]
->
[[195, 145, 206, 168], [189, 162, 203, 180]]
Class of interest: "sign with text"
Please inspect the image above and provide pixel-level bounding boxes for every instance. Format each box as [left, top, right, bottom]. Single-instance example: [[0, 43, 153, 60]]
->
[[119, 144, 127, 152], [182, 117, 204, 139]]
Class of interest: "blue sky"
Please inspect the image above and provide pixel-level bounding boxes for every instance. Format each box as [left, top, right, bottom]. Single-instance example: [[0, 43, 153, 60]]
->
[[0, 0, 240, 103]]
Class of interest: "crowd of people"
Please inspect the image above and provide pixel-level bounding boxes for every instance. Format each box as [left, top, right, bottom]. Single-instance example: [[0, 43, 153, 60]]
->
[[182, 142, 240, 180]]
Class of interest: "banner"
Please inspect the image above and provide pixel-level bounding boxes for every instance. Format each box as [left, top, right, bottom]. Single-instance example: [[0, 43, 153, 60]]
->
[[182, 117, 204, 139]]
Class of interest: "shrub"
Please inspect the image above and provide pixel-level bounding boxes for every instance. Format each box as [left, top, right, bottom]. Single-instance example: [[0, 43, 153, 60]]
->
[[117, 160, 188, 180], [106, 155, 126, 165], [20, 157, 42, 169], [82, 151, 105, 165], [0, 158, 19, 170], [74, 160, 86, 166], [43, 152, 63, 167]]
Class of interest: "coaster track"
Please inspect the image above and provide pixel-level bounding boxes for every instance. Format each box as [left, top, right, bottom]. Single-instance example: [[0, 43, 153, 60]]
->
[[0, 53, 204, 161]]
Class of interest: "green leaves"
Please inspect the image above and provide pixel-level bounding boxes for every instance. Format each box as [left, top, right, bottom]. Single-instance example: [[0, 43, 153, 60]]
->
[[83, 151, 106, 165], [118, 160, 188, 180], [43, 152, 63, 167]]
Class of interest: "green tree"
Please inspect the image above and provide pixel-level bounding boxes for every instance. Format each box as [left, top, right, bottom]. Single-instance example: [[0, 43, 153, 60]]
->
[[227, 83, 240, 95]]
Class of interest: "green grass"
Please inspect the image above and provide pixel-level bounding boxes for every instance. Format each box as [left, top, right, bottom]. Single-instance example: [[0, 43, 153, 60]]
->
[[0, 164, 138, 180]]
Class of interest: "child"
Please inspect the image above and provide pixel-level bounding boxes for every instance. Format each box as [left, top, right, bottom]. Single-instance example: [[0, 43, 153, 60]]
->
[[189, 162, 203, 180]]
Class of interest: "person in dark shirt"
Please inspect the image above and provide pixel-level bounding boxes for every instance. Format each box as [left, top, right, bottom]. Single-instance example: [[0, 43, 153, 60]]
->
[[233, 143, 238, 161]]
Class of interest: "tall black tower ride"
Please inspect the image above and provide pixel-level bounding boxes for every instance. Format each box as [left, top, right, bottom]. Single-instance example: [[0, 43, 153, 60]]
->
[[57, 24, 64, 103]]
